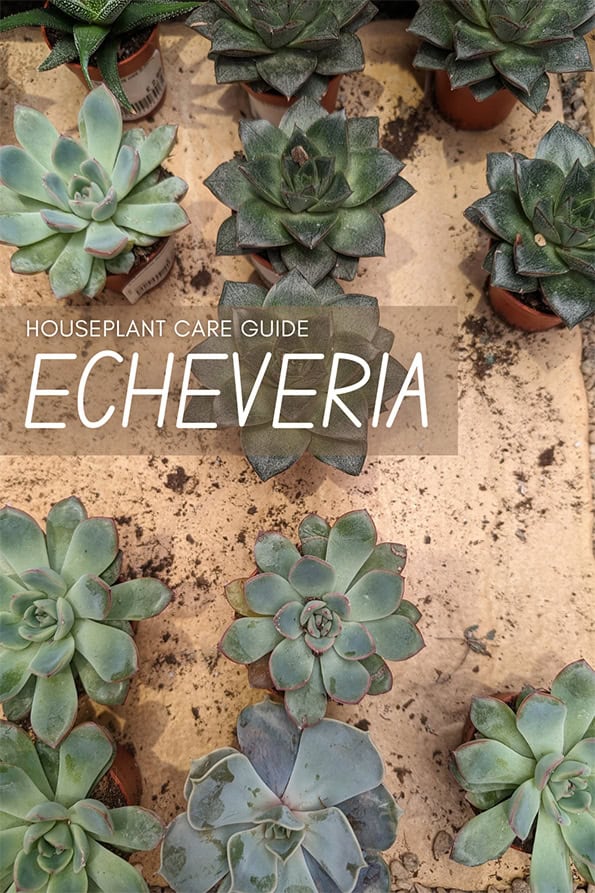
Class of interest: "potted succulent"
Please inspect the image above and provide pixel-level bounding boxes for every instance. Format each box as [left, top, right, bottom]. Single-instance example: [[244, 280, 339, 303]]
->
[[220, 509, 424, 727], [205, 97, 415, 286], [0, 720, 164, 892], [0, 0, 201, 119], [0, 85, 189, 302], [187, 0, 379, 125], [185, 270, 407, 480], [450, 659, 595, 892], [465, 122, 595, 331], [0, 496, 172, 746], [408, 0, 594, 130], [160, 698, 400, 892]]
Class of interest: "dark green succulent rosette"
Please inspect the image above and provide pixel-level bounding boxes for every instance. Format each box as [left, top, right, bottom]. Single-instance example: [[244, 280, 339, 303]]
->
[[409, 0, 594, 112], [465, 122, 595, 328], [0, 0, 201, 111], [188, 0, 378, 101], [161, 699, 400, 893], [0, 497, 172, 746], [451, 660, 595, 893], [205, 98, 415, 285], [0, 720, 164, 893], [184, 270, 407, 480], [219, 510, 424, 727]]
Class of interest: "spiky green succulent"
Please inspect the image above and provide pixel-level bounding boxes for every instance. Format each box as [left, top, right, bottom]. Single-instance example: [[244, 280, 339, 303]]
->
[[409, 0, 594, 112], [220, 510, 423, 727], [0, 0, 200, 111], [0, 496, 171, 746], [188, 0, 378, 101], [205, 97, 415, 285], [465, 122, 595, 328], [0, 85, 189, 300], [184, 270, 406, 480], [0, 720, 164, 893], [161, 699, 399, 893], [451, 660, 595, 893]]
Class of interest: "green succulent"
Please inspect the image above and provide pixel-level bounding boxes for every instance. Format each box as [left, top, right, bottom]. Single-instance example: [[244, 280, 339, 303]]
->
[[0, 720, 164, 893], [409, 0, 594, 112], [0, 0, 200, 111], [184, 270, 406, 480], [188, 0, 378, 101], [451, 660, 595, 893], [465, 122, 595, 328], [161, 698, 399, 893], [205, 97, 415, 285], [220, 510, 423, 727], [0, 85, 189, 300], [0, 496, 172, 746]]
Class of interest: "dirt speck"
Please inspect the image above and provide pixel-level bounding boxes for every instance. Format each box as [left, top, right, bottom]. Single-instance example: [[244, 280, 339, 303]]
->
[[165, 465, 191, 493], [538, 446, 555, 467]]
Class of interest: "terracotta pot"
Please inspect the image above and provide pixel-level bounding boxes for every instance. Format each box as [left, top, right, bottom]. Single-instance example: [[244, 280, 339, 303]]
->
[[250, 252, 281, 287], [42, 24, 166, 120], [108, 745, 143, 806], [242, 75, 342, 126], [105, 236, 176, 303], [434, 70, 517, 130], [488, 283, 562, 332]]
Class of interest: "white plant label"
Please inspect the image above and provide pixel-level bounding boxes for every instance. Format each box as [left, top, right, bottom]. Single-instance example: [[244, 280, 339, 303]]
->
[[123, 238, 176, 304], [92, 49, 166, 120]]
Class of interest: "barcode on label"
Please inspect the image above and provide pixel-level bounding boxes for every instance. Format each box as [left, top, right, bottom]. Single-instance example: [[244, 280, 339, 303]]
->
[[91, 50, 166, 120], [123, 238, 176, 304], [124, 65, 166, 119]]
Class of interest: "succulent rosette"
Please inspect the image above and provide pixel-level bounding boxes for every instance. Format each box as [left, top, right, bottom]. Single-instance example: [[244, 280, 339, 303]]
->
[[160, 699, 399, 893], [188, 0, 378, 101], [409, 0, 594, 112], [0, 0, 200, 111], [0, 720, 164, 893], [0, 85, 189, 299], [465, 122, 595, 327], [0, 497, 172, 746], [205, 98, 415, 285], [220, 510, 424, 727], [451, 660, 595, 893]]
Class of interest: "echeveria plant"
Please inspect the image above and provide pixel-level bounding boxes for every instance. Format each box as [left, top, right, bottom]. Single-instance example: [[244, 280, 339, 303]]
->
[[451, 660, 595, 892], [220, 510, 423, 727], [161, 699, 399, 893], [0, 496, 172, 746], [409, 0, 594, 112], [465, 122, 595, 327], [205, 98, 415, 285], [185, 270, 406, 480], [0, 85, 189, 299], [0, 720, 164, 893], [0, 0, 200, 111], [188, 0, 378, 101]]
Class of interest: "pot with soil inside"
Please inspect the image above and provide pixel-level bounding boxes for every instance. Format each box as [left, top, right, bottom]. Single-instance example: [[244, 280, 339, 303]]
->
[[187, 1, 377, 124], [0, 85, 189, 302], [0, 0, 200, 120], [465, 123, 595, 331], [408, 1, 594, 130], [450, 660, 595, 893]]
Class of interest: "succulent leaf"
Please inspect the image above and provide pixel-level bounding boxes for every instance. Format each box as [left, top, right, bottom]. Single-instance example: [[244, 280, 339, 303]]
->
[[409, 0, 593, 111], [0, 498, 171, 745], [206, 98, 413, 284], [451, 661, 595, 891], [219, 511, 422, 726], [0, 86, 188, 300], [162, 700, 397, 893], [465, 122, 595, 327]]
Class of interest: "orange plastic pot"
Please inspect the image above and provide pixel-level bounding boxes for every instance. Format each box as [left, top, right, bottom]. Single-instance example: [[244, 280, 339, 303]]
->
[[242, 75, 342, 125], [250, 252, 281, 287], [108, 745, 143, 806], [435, 70, 517, 130], [105, 236, 176, 303], [488, 283, 562, 332], [42, 24, 166, 120]]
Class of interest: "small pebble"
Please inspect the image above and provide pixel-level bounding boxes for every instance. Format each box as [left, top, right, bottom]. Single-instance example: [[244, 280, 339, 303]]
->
[[511, 880, 530, 893], [432, 830, 453, 859], [402, 852, 420, 874], [390, 858, 412, 881]]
